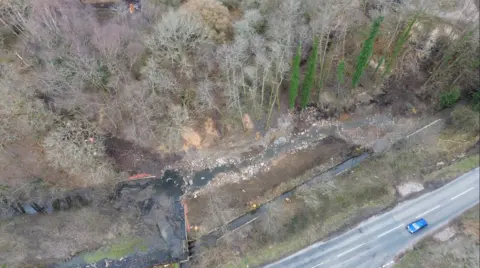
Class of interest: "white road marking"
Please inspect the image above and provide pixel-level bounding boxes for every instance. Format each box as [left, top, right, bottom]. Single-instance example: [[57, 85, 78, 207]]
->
[[241, 217, 259, 226], [377, 224, 404, 238], [406, 119, 442, 138], [310, 262, 323, 268], [416, 205, 441, 218], [337, 243, 366, 258], [381, 260, 395, 267], [450, 187, 475, 200], [310, 259, 330, 268]]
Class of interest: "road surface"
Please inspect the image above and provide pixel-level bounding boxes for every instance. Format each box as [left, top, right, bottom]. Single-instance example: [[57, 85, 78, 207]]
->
[[264, 167, 479, 268]]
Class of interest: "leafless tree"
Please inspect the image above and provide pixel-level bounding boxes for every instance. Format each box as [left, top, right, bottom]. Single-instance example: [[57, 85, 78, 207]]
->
[[145, 9, 210, 75], [196, 78, 220, 113], [216, 37, 250, 118]]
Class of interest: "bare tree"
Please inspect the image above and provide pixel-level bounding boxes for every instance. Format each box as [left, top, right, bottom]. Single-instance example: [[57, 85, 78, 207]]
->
[[145, 9, 210, 75], [196, 78, 220, 113], [216, 37, 250, 119]]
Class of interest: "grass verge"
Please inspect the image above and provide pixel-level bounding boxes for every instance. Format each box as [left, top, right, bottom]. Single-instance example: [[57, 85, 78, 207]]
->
[[194, 109, 479, 268], [82, 237, 148, 263]]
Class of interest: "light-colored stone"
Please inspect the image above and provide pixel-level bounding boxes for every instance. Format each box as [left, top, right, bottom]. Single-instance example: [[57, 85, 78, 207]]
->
[[355, 92, 374, 105], [242, 113, 254, 131], [434, 226, 456, 242], [274, 137, 287, 146], [396, 181, 424, 197]]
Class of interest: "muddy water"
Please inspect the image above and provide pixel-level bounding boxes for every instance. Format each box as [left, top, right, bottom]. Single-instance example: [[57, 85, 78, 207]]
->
[[189, 165, 237, 189], [0, 189, 95, 219]]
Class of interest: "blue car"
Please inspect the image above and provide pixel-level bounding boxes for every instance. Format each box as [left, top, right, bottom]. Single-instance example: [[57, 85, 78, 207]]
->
[[406, 218, 428, 233]]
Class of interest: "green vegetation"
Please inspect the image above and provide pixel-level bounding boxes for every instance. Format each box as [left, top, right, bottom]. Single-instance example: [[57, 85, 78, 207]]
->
[[300, 36, 319, 109], [425, 155, 479, 182], [289, 44, 302, 109], [336, 60, 345, 85], [440, 87, 461, 108], [450, 105, 479, 134], [352, 16, 384, 88], [82, 238, 148, 263]]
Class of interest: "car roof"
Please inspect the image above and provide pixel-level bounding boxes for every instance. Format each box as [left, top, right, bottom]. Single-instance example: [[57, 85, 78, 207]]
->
[[416, 218, 428, 226]]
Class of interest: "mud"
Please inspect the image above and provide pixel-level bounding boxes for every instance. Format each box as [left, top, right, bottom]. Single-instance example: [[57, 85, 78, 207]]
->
[[185, 136, 352, 227], [105, 136, 182, 176]]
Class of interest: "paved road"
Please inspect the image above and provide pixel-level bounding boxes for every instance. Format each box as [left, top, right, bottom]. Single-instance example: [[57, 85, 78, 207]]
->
[[264, 167, 480, 268]]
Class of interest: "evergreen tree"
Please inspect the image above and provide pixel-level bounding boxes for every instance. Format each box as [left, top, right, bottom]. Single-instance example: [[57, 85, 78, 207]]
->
[[301, 36, 319, 109]]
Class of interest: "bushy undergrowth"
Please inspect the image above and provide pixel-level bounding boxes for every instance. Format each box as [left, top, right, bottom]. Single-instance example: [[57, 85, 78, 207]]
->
[[450, 105, 479, 134]]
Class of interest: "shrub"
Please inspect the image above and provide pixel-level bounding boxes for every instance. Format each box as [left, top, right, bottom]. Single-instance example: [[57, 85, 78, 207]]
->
[[450, 105, 479, 134], [439, 87, 461, 108], [43, 120, 114, 185], [0, 64, 55, 145]]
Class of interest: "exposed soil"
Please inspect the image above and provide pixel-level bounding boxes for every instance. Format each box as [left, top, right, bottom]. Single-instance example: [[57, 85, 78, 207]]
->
[[185, 136, 351, 227], [105, 136, 182, 176], [396, 181, 425, 197], [375, 72, 431, 117]]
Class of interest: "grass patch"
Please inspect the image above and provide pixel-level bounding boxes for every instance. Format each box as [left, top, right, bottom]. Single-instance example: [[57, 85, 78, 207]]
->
[[424, 154, 479, 182], [450, 105, 479, 134], [82, 237, 148, 263], [460, 205, 479, 222]]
